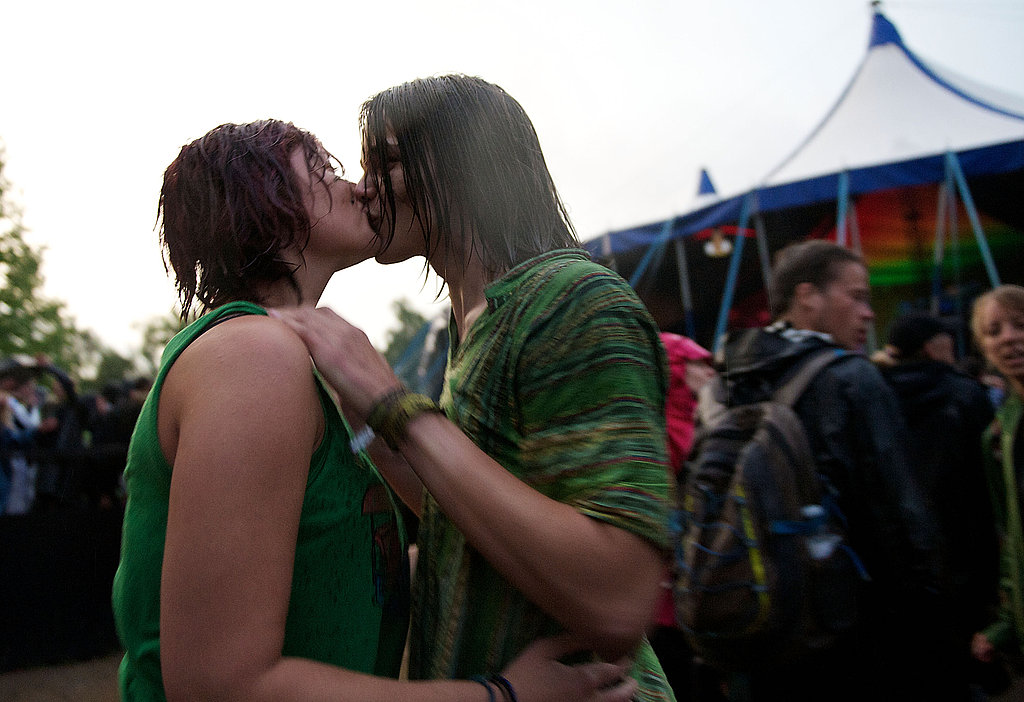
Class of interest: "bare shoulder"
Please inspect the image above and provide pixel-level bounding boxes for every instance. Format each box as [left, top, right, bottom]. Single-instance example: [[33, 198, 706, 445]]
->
[[157, 313, 323, 464], [180, 314, 312, 378], [164, 314, 319, 417]]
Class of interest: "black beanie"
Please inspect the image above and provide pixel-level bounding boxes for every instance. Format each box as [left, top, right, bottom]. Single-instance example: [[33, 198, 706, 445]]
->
[[888, 313, 951, 358]]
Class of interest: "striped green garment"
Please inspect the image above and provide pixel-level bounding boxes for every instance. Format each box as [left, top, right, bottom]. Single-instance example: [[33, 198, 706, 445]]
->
[[408, 249, 676, 702]]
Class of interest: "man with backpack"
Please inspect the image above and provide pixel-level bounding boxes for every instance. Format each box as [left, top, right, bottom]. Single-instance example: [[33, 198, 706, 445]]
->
[[678, 240, 942, 701]]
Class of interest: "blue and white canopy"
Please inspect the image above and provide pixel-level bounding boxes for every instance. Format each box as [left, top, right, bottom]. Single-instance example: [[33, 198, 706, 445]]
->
[[585, 9, 1024, 259], [584, 9, 1024, 350]]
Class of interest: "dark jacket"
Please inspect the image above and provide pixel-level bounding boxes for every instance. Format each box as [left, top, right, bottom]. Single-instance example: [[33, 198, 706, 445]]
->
[[883, 359, 999, 636], [716, 327, 942, 617], [981, 391, 1024, 653]]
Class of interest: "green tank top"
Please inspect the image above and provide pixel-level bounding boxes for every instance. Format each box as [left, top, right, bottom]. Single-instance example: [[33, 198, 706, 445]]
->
[[112, 302, 409, 701]]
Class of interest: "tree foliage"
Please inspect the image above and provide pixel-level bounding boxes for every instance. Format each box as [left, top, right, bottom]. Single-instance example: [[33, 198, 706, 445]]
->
[[0, 147, 94, 377], [89, 349, 136, 393], [136, 309, 190, 377]]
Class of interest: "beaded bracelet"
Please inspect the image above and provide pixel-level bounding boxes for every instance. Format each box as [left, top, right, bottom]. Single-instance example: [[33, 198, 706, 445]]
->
[[469, 675, 496, 702], [365, 386, 443, 450], [489, 674, 518, 702], [366, 386, 409, 431]]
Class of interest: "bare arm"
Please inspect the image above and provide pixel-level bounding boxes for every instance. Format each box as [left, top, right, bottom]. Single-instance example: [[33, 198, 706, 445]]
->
[[269, 307, 667, 661], [399, 412, 665, 659], [156, 316, 634, 702], [159, 316, 355, 701], [338, 400, 424, 514], [365, 435, 425, 515]]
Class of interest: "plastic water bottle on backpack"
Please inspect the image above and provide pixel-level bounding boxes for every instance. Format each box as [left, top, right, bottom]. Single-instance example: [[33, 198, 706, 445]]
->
[[801, 504, 842, 560]]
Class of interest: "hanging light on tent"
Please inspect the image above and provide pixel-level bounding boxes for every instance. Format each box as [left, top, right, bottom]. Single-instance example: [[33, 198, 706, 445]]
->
[[704, 228, 733, 258]]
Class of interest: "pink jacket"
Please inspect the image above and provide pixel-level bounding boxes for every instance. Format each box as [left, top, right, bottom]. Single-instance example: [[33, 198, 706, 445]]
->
[[656, 332, 713, 628]]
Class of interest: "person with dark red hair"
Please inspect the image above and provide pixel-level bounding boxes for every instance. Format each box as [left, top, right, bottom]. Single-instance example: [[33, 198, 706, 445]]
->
[[112, 118, 638, 702]]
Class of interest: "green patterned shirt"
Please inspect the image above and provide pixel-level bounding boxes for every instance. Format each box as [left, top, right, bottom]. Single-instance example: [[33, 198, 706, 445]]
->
[[409, 250, 675, 701]]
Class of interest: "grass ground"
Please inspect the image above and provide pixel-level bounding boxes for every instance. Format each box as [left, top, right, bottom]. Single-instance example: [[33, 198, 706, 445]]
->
[[0, 652, 121, 702]]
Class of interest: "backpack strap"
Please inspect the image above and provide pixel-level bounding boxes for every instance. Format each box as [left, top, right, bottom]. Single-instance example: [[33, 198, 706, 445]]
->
[[695, 375, 730, 428], [696, 347, 845, 425], [772, 348, 846, 408]]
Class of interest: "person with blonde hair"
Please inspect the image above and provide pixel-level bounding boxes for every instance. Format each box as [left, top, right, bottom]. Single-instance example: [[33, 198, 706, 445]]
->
[[970, 285, 1024, 668]]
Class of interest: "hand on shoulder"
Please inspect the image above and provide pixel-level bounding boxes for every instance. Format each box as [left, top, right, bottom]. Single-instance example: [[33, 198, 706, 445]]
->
[[268, 306, 402, 420]]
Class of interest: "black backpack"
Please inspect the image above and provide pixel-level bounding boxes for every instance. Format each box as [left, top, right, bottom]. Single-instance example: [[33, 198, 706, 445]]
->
[[674, 348, 869, 672]]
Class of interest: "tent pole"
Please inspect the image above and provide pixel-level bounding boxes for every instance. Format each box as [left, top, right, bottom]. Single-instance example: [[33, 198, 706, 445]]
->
[[952, 191, 968, 357], [947, 165, 967, 356], [843, 200, 876, 349], [849, 197, 863, 255], [629, 217, 675, 289], [754, 209, 772, 300], [601, 231, 619, 274], [931, 181, 950, 315], [945, 151, 1001, 287], [712, 193, 753, 353], [673, 239, 697, 340], [836, 171, 850, 247], [847, 200, 876, 350]]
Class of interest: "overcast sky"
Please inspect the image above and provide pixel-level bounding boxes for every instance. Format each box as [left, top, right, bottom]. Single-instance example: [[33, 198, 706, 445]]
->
[[3, 0, 1022, 355]]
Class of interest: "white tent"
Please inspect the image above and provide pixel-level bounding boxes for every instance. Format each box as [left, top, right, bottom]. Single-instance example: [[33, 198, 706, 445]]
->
[[586, 9, 1024, 351], [765, 12, 1024, 189]]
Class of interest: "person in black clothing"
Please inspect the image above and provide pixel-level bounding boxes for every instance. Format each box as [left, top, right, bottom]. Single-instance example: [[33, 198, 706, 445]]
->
[[31, 356, 88, 511], [87, 376, 152, 508], [881, 313, 1001, 698], [709, 240, 942, 701]]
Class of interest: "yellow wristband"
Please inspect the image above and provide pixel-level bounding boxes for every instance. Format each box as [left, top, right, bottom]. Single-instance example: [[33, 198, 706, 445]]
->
[[366, 389, 442, 450]]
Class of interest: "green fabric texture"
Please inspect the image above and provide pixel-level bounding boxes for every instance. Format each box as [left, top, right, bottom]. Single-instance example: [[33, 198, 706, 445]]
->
[[112, 301, 409, 700], [983, 390, 1024, 654], [408, 250, 675, 701]]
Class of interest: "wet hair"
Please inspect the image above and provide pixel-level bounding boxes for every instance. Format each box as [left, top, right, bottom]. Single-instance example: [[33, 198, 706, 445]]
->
[[970, 284, 1024, 349], [359, 74, 577, 280], [158, 119, 341, 320], [769, 240, 865, 316]]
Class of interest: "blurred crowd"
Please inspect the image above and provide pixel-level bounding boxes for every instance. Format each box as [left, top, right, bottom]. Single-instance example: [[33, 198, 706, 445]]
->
[[654, 256, 1024, 702], [0, 354, 150, 515]]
